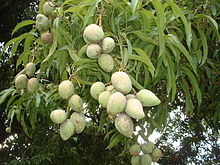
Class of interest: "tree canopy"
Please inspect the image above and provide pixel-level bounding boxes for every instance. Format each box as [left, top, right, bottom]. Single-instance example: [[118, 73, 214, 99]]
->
[[0, 0, 219, 164]]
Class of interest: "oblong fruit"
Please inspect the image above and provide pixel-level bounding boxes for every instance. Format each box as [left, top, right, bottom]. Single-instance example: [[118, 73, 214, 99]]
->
[[111, 72, 132, 94], [41, 32, 53, 44], [60, 119, 75, 141], [141, 141, 155, 154], [43, 2, 54, 16], [58, 80, 74, 99], [107, 92, 126, 116], [70, 112, 86, 134], [125, 98, 145, 120], [136, 89, 161, 107], [36, 14, 49, 32], [141, 154, 152, 165], [115, 113, 133, 137], [90, 82, 105, 100], [15, 74, 28, 90], [86, 44, 101, 59], [50, 109, 67, 124], [98, 54, 114, 72], [27, 78, 39, 92], [152, 148, 162, 162], [25, 62, 36, 77], [101, 37, 115, 53], [68, 94, 83, 112], [98, 91, 111, 108], [131, 155, 141, 165], [129, 144, 141, 156], [83, 24, 104, 43]]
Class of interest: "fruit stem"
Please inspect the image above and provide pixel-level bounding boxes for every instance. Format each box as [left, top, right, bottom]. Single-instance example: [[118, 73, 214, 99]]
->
[[132, 87, 137, 94]]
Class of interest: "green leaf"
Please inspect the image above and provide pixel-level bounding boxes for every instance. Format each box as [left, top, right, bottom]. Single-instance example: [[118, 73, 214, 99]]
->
[[0, 89, 15, 106], [196, 27, 208, 66], [167, 0, 192, 49], [152, 0, 165, 57], [182, 66, 202, 105], [106, 134, 124, 150], [130, 0, 140, 14], [12, 20, 35, 36], [98, 111, 108, 132]]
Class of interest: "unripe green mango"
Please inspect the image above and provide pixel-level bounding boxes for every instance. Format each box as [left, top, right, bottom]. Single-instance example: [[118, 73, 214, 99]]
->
[[83, 24, 104, 43], [136, 89, 161, 107], [60, 119, 75, 141], [152, 148, 162, 162], [70, 112, 86, 134], [105, 85, 116, 93], [98, 91, 111, 108], [27, 78, 39, 92], [86, 44, 102, 59], [41, 32, 53, 44], [131, 155, 141, 165], [58, 80, 74, 99], [90, 82, 105, 100], [98, 54, 114, 72], [25, 62, 36, 77], [141, 154, 152, 165], [111, 71, 132, 94], [101, 37, 115, 53], [142, 141, 155, 154], [68, 94, 83, 112], [115, 113, 133, 138], [36, 14, 49, 32], [107, 92, 126, 116], [5, 127, 11, 134], [15, 74, 28, 90], [125, 98, 145, 120], [50, 109, 67, 124], [43, 2, 54, 16], [129, 144, 141, 156]]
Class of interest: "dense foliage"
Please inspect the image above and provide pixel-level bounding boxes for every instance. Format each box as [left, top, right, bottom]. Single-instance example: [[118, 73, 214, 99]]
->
[[0, 0, 219, 164]]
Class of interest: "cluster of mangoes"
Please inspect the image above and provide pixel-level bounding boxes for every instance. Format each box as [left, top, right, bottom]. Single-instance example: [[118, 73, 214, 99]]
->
[[130, 142, 162, 165], [15, 62, 39, 92], [90, 71, 161, 138], [49, 80, 86, 141], [83, 24, 115, 72]]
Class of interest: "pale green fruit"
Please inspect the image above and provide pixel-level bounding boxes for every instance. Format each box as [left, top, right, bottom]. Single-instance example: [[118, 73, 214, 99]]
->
[[141, 154, 152, 165], [136, 89, 161, 107], [129, 144, 141, 156], [83, 24, 104, 43], [90, 82, 105, 100], [131, 155, 141, 165], [15, 74, 28, 90], [105, 85, 116, 93], [43, 2, 54, 16], [152, 148, 162, 162], [27, 78, 39, 92], [70, 112, 86, 134], [98, 54, 114, 72], [125, 98, 145, 120], [86, 44, 102, 59], [50, 109, 67, 124], [101, 37, 115, 53], [36, 14, 49, 32], [107, 92, 126, 116], [5, 127, 11, 134], [25, 62, 36, 77], [60, 119, 75, 141], [111, 71, 132, 94], [115, 113, 134, 137], [142, 142, 155, 154], [58, 80, 74, 99], [125, 94, 136, 100], [41, 32, 53, 44], [68, 94, 83, 112], [98, 91, 111, 108]]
